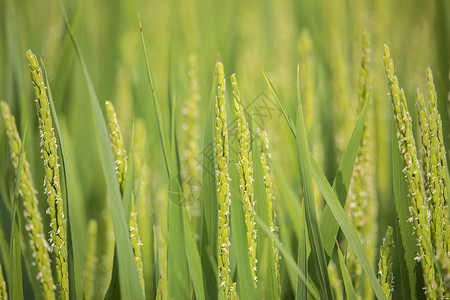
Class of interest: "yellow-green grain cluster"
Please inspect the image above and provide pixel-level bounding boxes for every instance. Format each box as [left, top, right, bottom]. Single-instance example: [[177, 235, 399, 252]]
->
[[346, 33, 377, 299], [215, 62, 232, 296], [424, 69, 449, 255], [231, 73, 257, 287], [105, 101, 128, 194], [183, 55, 201, 180], [257, 128, 280, 292], [0, 265, 7, 300], [83, 220, 98, 300], [416, 69, 450, 297], [378, 226, 394, 300], [129, 196, 145, 292], [0, 101, 55, 299], [383, 45, 437, 298], [27, 49, 68, 299], [105, 101, 145, 293]]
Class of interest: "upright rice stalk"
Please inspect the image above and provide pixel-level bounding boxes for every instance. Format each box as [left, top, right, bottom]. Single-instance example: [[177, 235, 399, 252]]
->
[[183, 55, 201, 221], [0, 101, 55, 299], [215, 62, 233, 297], [183, 55, 201, 180], [378, 226, 394, 300], [27, 49, 68, 299], [105, 101, 145, 293], [0, 265, 7, 300], [257, 128, 279, 292], [83, 219, 98, 300], [231, 73, 257, 287], [383, 45, 437, 298], [346, 33, 377, 299], [424, 69, 449, 255]]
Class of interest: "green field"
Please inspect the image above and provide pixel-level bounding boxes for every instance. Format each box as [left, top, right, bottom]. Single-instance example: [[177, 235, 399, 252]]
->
[[0, 0, 449, 299]]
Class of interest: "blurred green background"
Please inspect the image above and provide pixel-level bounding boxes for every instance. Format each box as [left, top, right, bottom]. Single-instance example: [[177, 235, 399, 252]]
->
[[0, 0, 448, 298]]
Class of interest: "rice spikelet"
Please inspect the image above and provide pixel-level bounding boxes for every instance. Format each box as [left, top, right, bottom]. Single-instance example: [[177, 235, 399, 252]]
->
[[0, 101, 55, 299], [384, 44, 437, 298], [378, 226, 394, 300], [215, 62, 233, 297], [0, 264, 7, 300], [231, 73, 257, 287], [27, 49, 68, 299]]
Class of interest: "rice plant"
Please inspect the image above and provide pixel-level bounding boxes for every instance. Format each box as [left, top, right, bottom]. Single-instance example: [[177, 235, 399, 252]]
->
[[0, 0, 449, 299]]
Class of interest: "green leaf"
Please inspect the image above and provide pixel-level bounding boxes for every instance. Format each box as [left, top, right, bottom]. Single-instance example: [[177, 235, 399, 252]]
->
[[337, 243, 357, 300], [182, 207, 206, 300], [138, 15, 173, 179], [255, 215, 319, 300], [229, 136, 255, 299], [252, 124, 278, 300], [139, 17, 190, 299], [309, 157, 386, 300], [318, 92, 371, 261], [296, 201, 307, 300], [167, 180, 190, 299], [295, 68, 333, 299], [261, 66, 371, 264], [9, 123, 26, 300], [59, 3, 144, 299], [392, 122, 417, 300], [199, 67, 219, 300]]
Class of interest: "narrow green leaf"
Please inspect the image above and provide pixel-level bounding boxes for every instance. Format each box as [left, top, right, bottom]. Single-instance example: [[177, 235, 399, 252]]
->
[[295, 68, 333, 299], [255, 215, 319, 300], [337, 244, 357, 300], [139, 17, 190, 299], [296, 201, 307, 300], [252, 124, 278, 300], [261, 66, 371, 264], [392, 122, 417, 300], [309, 157, 386, 300], [138, 15, 173, 179], [229, 137, 255, 299], [260, 65, 295, 136], [319, 93, 371, 260], [59, 3, 144, 299], [9, 124, 26, 300], [167, 180, 190, 299], [272, 163, 301, 237], [182, 207, 206, 300], [199, 68, 219, 300]]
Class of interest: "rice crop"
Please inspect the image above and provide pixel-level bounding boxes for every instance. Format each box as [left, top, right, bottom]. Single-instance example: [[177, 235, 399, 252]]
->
[[0, 0, 449, 299]]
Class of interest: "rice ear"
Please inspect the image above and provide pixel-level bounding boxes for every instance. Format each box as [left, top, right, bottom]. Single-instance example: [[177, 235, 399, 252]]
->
[[27, 49, 68, 299]]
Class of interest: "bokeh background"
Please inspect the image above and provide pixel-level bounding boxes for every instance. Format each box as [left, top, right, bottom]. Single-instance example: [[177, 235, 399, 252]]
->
[[0, 0, 448, 298]]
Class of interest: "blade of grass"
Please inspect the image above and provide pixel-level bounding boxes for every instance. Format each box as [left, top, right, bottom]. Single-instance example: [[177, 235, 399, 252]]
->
[[255, 215, 319, 300], [59, 3, 144, 299], [252, 123, 278, 299], [295, 67, 333, 300], [9, 123, 26, 300], [261, 66, 371, 263], [138, 14, 173, 179], [182, 207, 205, 300], [337, 243, 357, 300], [392, 122, 417, 300], [296, 200, 307, 300], [229, 136, 255, 299], [318, 92, 371, 260], [309, 157, 386, 300], [199, 67, 218, 300], [42, 60, 77, 300], [138, 15, 190, 299]]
